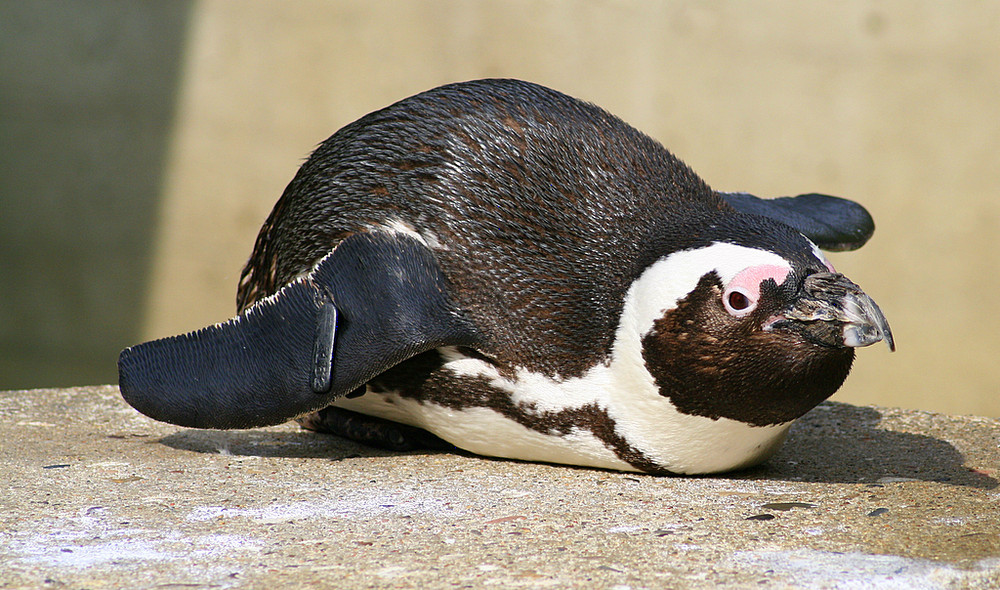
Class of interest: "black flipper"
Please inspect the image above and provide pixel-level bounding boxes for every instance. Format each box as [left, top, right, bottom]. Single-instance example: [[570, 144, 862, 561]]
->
[[721, 192, 876, 251], [118, 232, 479, 430]]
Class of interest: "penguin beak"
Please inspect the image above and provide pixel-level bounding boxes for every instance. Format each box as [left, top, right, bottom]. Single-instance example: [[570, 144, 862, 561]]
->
[[765, 272, 895, 351]]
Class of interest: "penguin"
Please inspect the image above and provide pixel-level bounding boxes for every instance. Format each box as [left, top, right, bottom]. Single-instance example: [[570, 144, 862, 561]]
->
[[118, 79, 893, 475]]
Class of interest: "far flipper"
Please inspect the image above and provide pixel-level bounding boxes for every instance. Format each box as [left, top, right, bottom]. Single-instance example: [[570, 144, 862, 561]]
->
[[118, 231, 479, 430], [721, 192, 876, 251]]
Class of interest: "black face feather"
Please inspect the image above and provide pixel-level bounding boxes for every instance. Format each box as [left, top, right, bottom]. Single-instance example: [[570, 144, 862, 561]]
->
[[641, 272, 855, 427]]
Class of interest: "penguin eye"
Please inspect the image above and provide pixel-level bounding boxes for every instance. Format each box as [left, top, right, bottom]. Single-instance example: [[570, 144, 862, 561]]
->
[[728, 291, 751, 311], [722, 286, 758, 317]]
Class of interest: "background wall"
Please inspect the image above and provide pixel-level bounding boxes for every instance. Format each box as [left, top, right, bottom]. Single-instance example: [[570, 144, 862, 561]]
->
[[3, 1, 998, 417]]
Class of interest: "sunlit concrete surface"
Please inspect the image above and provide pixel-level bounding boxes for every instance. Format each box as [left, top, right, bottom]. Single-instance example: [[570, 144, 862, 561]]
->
[[2, 386, 999, 588]]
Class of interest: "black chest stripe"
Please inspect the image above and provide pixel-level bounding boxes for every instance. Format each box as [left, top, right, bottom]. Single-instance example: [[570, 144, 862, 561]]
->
[[369, 351, 671, 474]]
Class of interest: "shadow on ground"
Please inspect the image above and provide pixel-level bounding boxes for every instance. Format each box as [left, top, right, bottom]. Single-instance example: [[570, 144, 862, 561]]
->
[[160, 427, 451, 463], [160, 401, 997, 490], [739, 402, 998, 490]]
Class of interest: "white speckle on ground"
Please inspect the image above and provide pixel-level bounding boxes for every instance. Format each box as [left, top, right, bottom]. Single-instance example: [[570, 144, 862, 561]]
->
[[729, 550, 1000, 589], [185, 489, 459, 524], [3, 503, 262, 582], [607, 525, 643, 534]]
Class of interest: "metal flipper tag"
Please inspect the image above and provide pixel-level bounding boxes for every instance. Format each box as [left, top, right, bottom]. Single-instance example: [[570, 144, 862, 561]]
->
[[311, 297, 337, 393]]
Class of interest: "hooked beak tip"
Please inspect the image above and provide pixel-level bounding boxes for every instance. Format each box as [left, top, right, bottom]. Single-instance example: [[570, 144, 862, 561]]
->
[[841, 290, 895, 352], [779, 272, 895, 352], [843, 322, 895, 352]]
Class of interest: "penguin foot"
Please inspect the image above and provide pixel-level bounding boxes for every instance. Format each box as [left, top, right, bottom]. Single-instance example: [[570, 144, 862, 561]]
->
[[298, 407, 455, 452]]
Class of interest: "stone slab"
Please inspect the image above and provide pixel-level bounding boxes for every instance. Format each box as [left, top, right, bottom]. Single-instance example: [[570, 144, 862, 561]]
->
[[2, 386, 999, 588]]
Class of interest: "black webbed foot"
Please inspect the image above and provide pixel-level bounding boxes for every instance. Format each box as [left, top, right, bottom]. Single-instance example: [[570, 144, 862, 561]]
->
[[298, 406, 456, 452]]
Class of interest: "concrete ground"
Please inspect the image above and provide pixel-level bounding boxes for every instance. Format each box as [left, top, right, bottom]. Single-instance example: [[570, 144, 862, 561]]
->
[[2, 386, 999, 589]]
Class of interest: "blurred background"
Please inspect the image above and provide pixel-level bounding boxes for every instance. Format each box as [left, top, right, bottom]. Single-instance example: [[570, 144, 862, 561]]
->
[[2, 2, 998, 416]]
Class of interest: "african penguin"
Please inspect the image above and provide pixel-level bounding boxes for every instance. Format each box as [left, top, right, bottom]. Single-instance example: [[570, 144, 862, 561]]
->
[[119, 78, 893, 475]]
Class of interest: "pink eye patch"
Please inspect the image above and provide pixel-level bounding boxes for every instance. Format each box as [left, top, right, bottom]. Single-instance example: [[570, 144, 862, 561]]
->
[[722, 264, 791, 317]]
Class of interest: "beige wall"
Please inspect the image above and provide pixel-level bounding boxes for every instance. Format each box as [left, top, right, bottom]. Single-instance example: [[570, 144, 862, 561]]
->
[[4, 2, 999, 416]]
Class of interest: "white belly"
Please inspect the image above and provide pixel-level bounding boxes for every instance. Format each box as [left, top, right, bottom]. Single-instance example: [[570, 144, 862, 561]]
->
[[332, 347, 793, 475], [334, 392, 636, 471]]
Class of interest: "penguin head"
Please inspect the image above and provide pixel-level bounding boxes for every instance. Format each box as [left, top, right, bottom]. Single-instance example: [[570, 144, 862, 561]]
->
[[622, 211, 893, 428]]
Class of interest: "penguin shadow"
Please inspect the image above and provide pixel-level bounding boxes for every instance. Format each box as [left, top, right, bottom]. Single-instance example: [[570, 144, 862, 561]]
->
[[158, 426, 454, 463], [157, 402, 996, 490], [736, 402, 998, 490]]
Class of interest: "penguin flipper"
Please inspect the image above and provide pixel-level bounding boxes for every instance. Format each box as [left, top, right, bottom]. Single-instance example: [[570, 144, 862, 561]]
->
[[118, 231, 479, 430], [721, 192, 876, 251]]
